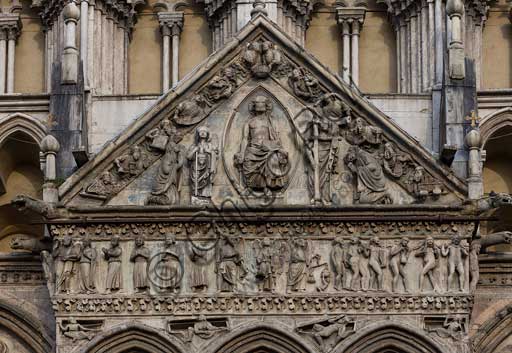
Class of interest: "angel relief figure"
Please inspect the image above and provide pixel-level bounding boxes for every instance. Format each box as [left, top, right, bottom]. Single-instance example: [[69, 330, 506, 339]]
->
[[253, 239, 287, 292], [242, 40, 282, 78], [234, 96, 289, 197]]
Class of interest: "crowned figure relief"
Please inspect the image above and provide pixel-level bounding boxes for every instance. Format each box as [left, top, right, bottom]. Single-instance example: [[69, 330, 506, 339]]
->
[[234, 96, 289, 197]]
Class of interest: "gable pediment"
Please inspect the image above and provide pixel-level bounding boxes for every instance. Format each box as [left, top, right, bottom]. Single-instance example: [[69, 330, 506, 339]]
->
[[59, 15, 467, 209]]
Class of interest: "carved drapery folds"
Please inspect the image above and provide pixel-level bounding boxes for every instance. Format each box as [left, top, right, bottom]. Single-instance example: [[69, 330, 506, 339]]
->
[[80, 36, 455, 206], [0, 4, 21, 94], [46, 220, 477, 298]]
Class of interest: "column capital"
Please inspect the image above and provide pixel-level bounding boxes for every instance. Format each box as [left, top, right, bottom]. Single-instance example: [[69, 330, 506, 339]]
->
[[157, 11, 184, 36], [335, 6, 366, 28], [0, 14, 21, 42]]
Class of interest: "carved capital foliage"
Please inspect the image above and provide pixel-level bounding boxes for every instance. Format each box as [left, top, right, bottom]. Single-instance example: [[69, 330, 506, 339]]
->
[[0, 13, 22, 41], [157, 11, 184, 36]]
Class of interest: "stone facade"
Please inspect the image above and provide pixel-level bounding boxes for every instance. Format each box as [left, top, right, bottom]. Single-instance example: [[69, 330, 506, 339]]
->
[[1, 0, 512, 352]]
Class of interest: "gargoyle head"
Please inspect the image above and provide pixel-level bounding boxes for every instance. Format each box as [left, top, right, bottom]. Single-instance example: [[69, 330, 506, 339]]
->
[[11, 195, 29, 212], [490, 191, 512, 208], [9, 236, 35, 252]]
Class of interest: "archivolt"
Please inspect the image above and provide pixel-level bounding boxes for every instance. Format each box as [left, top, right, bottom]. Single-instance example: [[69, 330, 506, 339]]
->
[[207, 323, 315, 353], [480, 107, 512, 148], [0, 113, 47, 148], [335, 321, 445, 353], [0, 299, 53, 353], [472, 304, 512, 353], [76, 322, 185, 353]]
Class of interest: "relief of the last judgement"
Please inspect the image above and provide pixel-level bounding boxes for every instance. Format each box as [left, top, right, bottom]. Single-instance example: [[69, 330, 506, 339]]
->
[[4, 2, 512, 353]]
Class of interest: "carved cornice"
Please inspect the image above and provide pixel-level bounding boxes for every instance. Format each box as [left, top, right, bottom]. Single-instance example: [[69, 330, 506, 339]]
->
[[0, 254, 45, 285], [51, 294, 473, 315]]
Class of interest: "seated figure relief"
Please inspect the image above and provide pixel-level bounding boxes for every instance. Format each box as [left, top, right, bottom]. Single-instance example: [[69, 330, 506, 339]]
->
[[234, 96, 289, 197]]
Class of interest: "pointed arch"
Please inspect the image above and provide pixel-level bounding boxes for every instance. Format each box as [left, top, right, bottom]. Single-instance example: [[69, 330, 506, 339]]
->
[[0, 113, 47, 148], [206, 323, 315, 353], [480, 107, 512, 148], [472, 304, 512, 353], [335, 321, 446, 353], [76, 322, 185, 353], [0, 299, 53, 353]]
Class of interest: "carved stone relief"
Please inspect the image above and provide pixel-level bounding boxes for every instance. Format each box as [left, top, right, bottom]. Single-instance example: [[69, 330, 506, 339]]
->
[[297, 315, 356, 352], [59, 318, 103, 342], [46, 221, 476, 299], [187, 126, 219, 205], [77, 37, 457, 207], [168, 316, 229, 344]]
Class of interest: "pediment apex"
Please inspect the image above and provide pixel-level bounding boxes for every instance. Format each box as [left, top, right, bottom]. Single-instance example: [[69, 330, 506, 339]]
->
[[58, 14, 467, 207]]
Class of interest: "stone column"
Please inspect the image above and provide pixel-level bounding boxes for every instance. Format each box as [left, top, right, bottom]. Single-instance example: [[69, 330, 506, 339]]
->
[[446, 0, 465, 79], [171, 21, 182, 87], [161, 26, 170, 91], [350, 19, 362, 86], [336, 7, 366, 85], [157, 12, 184, 91], [341, 21, 350, 82], [6, 27, 17, 93], [62, 2, 80, 84], [40, 135, 61, 203], [465, 124, 482, 200], [0, 29, 6, 94]]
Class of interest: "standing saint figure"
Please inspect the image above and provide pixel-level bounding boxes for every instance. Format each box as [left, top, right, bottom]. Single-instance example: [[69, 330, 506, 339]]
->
[[102, 236, 122, 293], [344, 145, 392, 204], [79, 238, 97, 294], [304, 112, 339, 205], [234, 96, 289, 197], [147, 125, 185, 205], [441, 235, 469, 292], [130, 237, 150, 293], [414, 236, 440, 292], [187, 126, 218, 204], [389, 237, 410, 293], [287, 238, 309, 292], [215, 234, 245, 292], [156, 234, 182, 293], [56, 236, 81, 294]]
